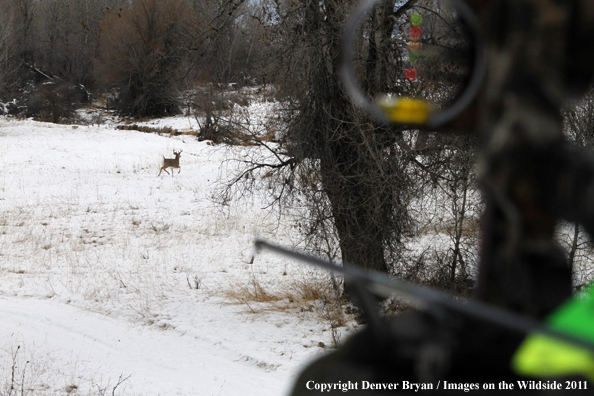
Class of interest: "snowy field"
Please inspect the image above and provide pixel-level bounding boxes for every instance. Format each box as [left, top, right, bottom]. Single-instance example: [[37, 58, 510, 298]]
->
[[0, 117, 355, 395]]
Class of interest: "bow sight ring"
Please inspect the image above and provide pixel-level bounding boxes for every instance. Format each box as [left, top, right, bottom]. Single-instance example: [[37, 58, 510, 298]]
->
[[340, 0, 486, 128]]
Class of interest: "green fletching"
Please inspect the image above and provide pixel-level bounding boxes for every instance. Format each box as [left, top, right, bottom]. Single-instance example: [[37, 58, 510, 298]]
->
[[513, 285, 594, 380]]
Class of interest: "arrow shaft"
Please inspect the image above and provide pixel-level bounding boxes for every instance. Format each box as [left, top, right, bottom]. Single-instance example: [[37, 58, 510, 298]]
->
[[255, 239, 594, 354]]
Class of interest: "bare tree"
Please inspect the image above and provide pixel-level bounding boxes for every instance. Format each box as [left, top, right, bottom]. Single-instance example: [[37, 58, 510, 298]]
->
[[559, 85, 594, 288], [95, 0, 247, 117], [413, 134, 479, 289], [94, 0, 199, 116], [29, 0, 120, 86], [0, 2, 20, 95], [233, 0, 414, 275], [220, 0, 475, 288]]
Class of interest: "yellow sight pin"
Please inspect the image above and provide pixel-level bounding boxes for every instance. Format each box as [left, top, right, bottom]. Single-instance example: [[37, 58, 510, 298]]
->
[[376, 96, 432, 125]]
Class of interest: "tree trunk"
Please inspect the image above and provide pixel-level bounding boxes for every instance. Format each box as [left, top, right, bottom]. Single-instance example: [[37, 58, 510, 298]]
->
[[320, 139, 390, 273]]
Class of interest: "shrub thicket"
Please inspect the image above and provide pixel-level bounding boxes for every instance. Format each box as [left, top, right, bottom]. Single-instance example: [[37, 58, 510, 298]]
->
[[95, 0, 198, 117]]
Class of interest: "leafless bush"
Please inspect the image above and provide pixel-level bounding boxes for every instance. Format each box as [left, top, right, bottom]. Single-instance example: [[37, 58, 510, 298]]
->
[[190, 87, 275, 146], [24, 81, 86, 122]]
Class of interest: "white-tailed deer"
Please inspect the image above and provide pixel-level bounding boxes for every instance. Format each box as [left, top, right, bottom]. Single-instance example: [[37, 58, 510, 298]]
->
[[158, 150, 182, 176]]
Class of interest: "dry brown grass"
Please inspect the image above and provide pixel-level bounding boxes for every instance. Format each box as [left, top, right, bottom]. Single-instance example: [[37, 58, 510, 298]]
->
[[220, 272, 350, 335], [223, 272, 336, 308], [224, 274, 284, 304]]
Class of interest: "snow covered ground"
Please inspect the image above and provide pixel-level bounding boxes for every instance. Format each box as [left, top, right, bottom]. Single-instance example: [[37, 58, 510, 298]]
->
[[0, 117, 355, 395]]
